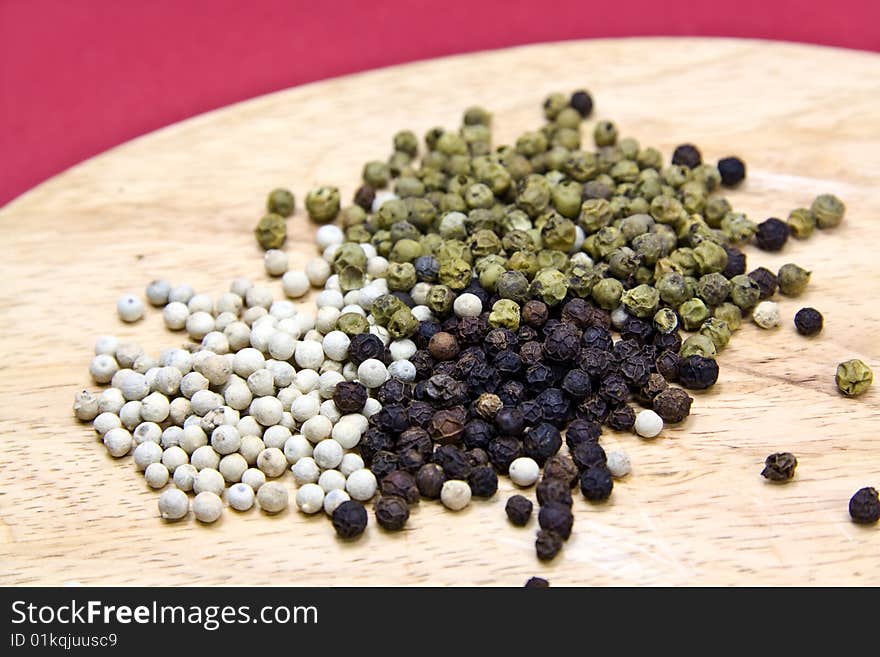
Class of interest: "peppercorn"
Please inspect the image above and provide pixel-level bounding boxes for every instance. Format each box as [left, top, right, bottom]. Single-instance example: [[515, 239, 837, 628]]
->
[[754, 217, 789, 251], [434, 444, 472, 480], [564, 418, 601, 449], [495, 407, 525, 436], [849, 487, 880, 524], [521, 422, 562, 466], [505, 494, 534, 526], [606, 404, 636, 431], [377, 378, 412, 406], [560, 368, 592, 400], [835, 359, 873, 397], [332, 500, 368, 539], [571, 441, 607, 471], [370, 451, 399, 479], [468, 465, 499, 497], [538, 503, 574, 540], [535, 529, 564, 561], [535, 388, 571, 427], [671, 144, 702, 168], [794, 307, 823, 336], [535, 477, 573, 507], [761, 452, 798, 482], [493, 349, 523, 377], [380, 470, 420, 504], [305, 186, 341, 224], [373, 495, 410, 531], [331, 381, 367, 414], [678, 355, 719, 390], [487, 436, 523, 472], [777, 263, 811, 296], [721, 245, 747, 279], [348, 333, 386, 366], [540, 455, 576, 489], [717, 156, 746, 187], [580, 466, 614, 502], [577, 395, 611, 423], [254, 213, 287, 250], [415, 463, 446, 499], [570, 89, 593, 117], [353, 184, 375, 211], [267, 188, 295, 217], [811, 193, 846, 229], [430, 407, 467, 444], [581, 326, 613, 352]]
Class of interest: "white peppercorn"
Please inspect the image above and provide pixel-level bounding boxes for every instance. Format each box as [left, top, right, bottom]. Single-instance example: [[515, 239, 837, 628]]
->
[[247, 369, 276, 398], [97, 390, 125, 417], [190, 389, 222, 416], [342, 361, 359, 382], [294, 370, 321, 394], [257, 481, 289, 514], [73, 390, 99, 421], [180, 425, 208, 454], [509, 457, 540, 487], [634, 409, 663, 438], [152, 366, 182, 396], [168, 284, 195, 304], [410, 282, 431, 306], [441, 480, 472, 511], [319, 399, 342, 423], [292, 457, 321, 485], [345, 468, 377, 501], [193, 467, 226, 496], [161, 445, 189, 473], [133, 441, 163, 471], [193, 491, 224, 523], [222, 380, 252, 411], [280, 270, 309, 299], [133, 355, 158, 374], [369, 325, 390, 345], [389, 339, 417, 362], [362, 398, 382, 418], [228, 276, 251, 299], [158, 488, 189, 521], [179, 371, 208, 399], [266, 360, 295, 388], [112, 369, 150, 401], [323, 488, 351, 516], [201, 331, 230, 354], [331, 418, 363, 449], [232, 348, 264, 378], [753, 300, 781, 329], [140, 392, 170, 423], [160, 426, 183, 449], [303, 416, 334, 445], [227, 483, 255, 511], [103, 428, 133, 457], [283, 434, 313, 464], [611, 305, 629, 330], [242, 306, 268, 326], [264, 249, 289, 276], [315, 224, 344, 249], [387, 360, 416, 382], [237, 416, 262, 438], [318, 371, 345, 400], [172, 464, 198, 492], [133, 421, 162, 445], [95, 334, 120, 356], [250, 396, 284, 427], [266, 332, 295, 362], [89, 354, 119, 384], [453, 293, 482, 318], [257, 447, 288, 478], [606, 450, 632, 478], [339, 453, 364, 477], [218, 453, 248, 483], [294, 340, 324, 371], [318, 469, 346, 493], [117, 294, 144, 323], [241, 467, 266, 492], [320, 331, 350, 362], [320, 359, 343, 375], [94, 411, 122, 437], [411, 305, 433, 322], [118, 401, 142, 430], [214, 312, 238, 333], [163, 302, 190, 330], [295, 483, 325, 514], [144, 462, 170, 489], [357, 359, 389, 388], [209, 424, 241, 455], [187, 293, 214, 315], [160, 348, 193, 375]]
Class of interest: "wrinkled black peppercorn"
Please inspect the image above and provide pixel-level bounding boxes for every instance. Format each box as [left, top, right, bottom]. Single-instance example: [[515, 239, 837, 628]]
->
[[538, 503, 574, 540], [570, 89, 594, 117], [407, 400, 435, 428], [521, 300, 549, 327], [722, 245, 747, 278], [761, 452, 798, 482], [416, 463, 446, 499], [754, 217, 790, 252], [377, 378, 412, 406], [523, 422, 562, 466], [535, 529, 564, 561], [655, 350, 682, 382], [536, 477, 573, 507], [653, 331, 683, 354], [718, 156, 746, 187], [606, 404, 636, 431], [332, 500, 368, 538], [462, 418, 495, 450], [348, 333, 386, 365], [505, 494, 534, 526], [678, 355, 719, 390], [519, 399, 544, 427], [374, 496, 410, 531], [333, 381, 368, 414], [748, 266, 779, 301], [543, 323, 581, 363], [580, 466, 614, 502], [487, 436, 523, 472], [599, 374, 629, 405], [849, 487, 880, 524], [467, 447, 490, 467], [671, 143, 702, 168], [577, 395, 611, 423], [370, 450, 399, 479], [561, 368, 592, 400], [433, 444, 472, 480], [794, 307, 823, 336], [651, 386, 693, 423], [565, 418, 601, 449], [359, 429, 393, 463], [543, 454, 579, 488], [468, 465, 499, 497], [571, 441, 607, 471], [430, 407, 467, 444], [380, 470, 420, 503]]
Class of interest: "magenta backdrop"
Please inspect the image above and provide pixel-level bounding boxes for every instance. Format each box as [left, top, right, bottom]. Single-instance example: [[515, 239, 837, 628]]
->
[[1, 0, 877, 206]]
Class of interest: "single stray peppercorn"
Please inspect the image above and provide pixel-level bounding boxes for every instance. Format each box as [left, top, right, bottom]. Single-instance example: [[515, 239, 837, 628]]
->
[[331, 500, 368, 539], [374, 496, 410, 531], [761, 452, 798, 482], [794, 307, 823, 336], [717, 156, 746, 187], [835, 359, 873, 397], [505, 495, 533, 526], [848, 487, 880, 524], [524, 576, 549, 588]]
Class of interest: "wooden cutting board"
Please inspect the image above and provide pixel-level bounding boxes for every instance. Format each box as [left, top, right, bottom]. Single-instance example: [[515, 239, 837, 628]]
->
[[1, 38, 878, 586]]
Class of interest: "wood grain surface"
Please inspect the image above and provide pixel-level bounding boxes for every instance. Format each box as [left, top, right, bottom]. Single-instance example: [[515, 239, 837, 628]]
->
[[1, 38, 878, 586]]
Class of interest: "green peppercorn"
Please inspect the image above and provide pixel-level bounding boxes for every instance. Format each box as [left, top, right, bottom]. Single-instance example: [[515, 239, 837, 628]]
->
[[488, 299, 521, 329], [704, 196, 732, 228], [336, 312, 370, 335], [389, 238, 423, 263], [835, 359, 873, 397], [377, 198, 408, 229], [479, 262, 506, 291], [332, 242, 368, 274], [650, 195, 684, 225], [539, 214, 575, 252], [811, 194, 845, 228], [387, 308, 419, 339], [653, 307, 678, 334], [787, 207, 816, 239], [655, 272, 689, 306], [427, 285, 455, 315], [621, 284, 660, 318], [496, 270, 531, 304], [637, 147, 663, 170], [567, 264, 600, 298], [713, 302, 743, 331], [696, 272, 731, 306], [699, 317, 731, 351], [721, 212, 757, 243], [679, 298, 709, 331], [729, 274, 761, 311], [543, 92, 568, 120], [254, 213, 286, 250], [363, 161, 391, 188], [395, 176, 425, 198], [776, 263, 811, 296], [393, 130, 419, 157], [305, 186, 340, 224], [371, 294, 406, 326], [579, 198, 613, 233], [593, 227, 626, 259], [631, 232, 666, 265], [536, 249, 568, 271], [267, 188, 295, 217], [680, 334, 717, 360], [555, 106, 582, 130], [507, 250, 539, 278], [438, 258, 472, 290], [591, 277, 624, 310], [529, 268, 568, 306], [346, 224, 371, 243], [386, 262, 417, 291], [691, 241, 727, 275], [338, 265, 365, 292], [436, 131, 468, 156], [619, 213, 654, 240], [593, 120, 618, 147], [340, 204, 367, 227], [516, 174, 551, 217]]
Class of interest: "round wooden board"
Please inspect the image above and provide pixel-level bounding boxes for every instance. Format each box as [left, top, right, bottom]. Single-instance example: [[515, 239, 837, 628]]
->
[[1, 38, 879, 586]]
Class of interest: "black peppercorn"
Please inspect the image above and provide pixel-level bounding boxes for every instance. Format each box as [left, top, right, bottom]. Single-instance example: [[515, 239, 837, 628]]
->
[[620, 316, 655, 345], [416, 321, 441, 348], [576, 395, 611, 423], [332, 381, 368, 414], [392, 291, 415, 308], [397, 427, 433, 457], [561, 298, 593, 328], [429, 407, 467, 444], [517, 325, 540, 344], [380, 470, 420, 503], [456, 316, 484, 345], [652, 387, 693, 423], [599, 374, 629, 405], [484, 327, 518, 357], [538, 503, 574, 540], [410, 350, 435, 380], [571, 441, 607, 471], [580, 466, 614, 502], [535, 529, 564, 561], [653, 331, 683, 354], [348, 333, 386, 366], [722, 245, 747, 278], [678, 355, 719, 390], [525, 363, 556, 390], [561, 368, 592, 400], [433, 444, 472, 480], [332, 500, 368, 539], [371, 404, 410, 435], [620, 356, 651, 388], [718, 156, 746, 187], [606, 404, 636, 431], [543, 454, 579, 488], [638, 372, 668, 404], [414, 255, 440, 282], [755, 218, 789, 252], [359, 429, 394, 463], [761, 452, 798, 482], [519, 341, 544, 367], [462, 418, 495, 450], [536, 476, 573, 507], [613, 338, 641, 361], [543, 323, 581, 363], [487, 436, 523, 472], [655, 349, 682, 382], [671, 143, 702, 168], [565, 418, 601, 448], [570, 89, 594, 117], [535, 388, 571, 428], [407, 400, 435, 428], [428, 331, 460, 361], [467, 447, 490, 467], [353, 184, 376, 211], [396, 448, 425, 473], [524, 576, 550, 588], [416, 463, 446, 499], [749, 267, 779, 300], [849, 487, 880, 524], [578, 348, 613, 379], [377, 377, 412, 406], [495, 407, 525, 436], [523, 422, 562, 466], [440, 316, 459, 333], [505, 494, 533, 526], [374, 496, 410, 531], [468, 465, 499, 497], [794, 307, 823, 336], [521, 300, 549, 327], [493, 349, 523, 377], [582, 326, 613, 351], [370, 450, 399, 479]]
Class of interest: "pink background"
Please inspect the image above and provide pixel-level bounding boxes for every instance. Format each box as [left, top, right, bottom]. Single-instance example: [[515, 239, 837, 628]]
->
[[1, 0, 877, 207]]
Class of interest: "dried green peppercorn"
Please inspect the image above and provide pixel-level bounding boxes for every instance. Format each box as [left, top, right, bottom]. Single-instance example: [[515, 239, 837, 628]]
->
[[254, 213, 287, 250], [761, 452, 797, 482], [698, 317, 731, 351], [655, 272, 690, 306], [386, 262, 417, 291], [810, 194, 845, 229], [680, 334, 717, 360], [621, 284, 660, 319], [427, 285, 455, 315], [777, 263, 811, 296], [591, 278, 624, 310], [794, 307, 823, 336], [489, 299, 521, 330], [305, 186, 340, 224], [849, 487, 880, 524], [696, 272, 731, 307], [267, 188, 295, 217], [835, 359, 873, 397], [593, 121, 617, 147], [653, 307, 679, 334], [712, 303, 742, 331], [374, 496, 410, 531], [693, 240, 728, 275], [787, 207, 816, 239], [678, 298, 709, 331], [729, 274, 761, 311]]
